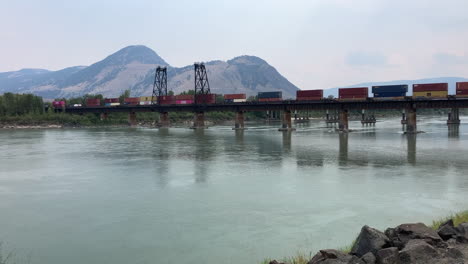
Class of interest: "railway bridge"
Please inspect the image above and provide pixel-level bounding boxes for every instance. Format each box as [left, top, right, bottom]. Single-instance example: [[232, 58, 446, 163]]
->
[[65, 98, 468, 133]]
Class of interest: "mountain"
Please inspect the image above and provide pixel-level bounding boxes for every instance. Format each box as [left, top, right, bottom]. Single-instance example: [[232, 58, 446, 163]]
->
[[0, 45, 299, 99], [324, 77, 468, 97]]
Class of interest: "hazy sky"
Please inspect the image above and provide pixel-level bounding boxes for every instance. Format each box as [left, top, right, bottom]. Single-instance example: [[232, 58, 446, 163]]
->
[[2, 0, 468, 89]]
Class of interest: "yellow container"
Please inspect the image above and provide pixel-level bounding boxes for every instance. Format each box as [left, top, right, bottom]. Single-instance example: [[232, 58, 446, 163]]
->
[[413, 91, 448, 98], [140, 96, 154, 102]]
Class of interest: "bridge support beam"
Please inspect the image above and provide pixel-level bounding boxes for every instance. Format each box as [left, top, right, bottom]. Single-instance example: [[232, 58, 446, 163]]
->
[[100, 113, 109, 121], [158, 112, 170, 128], [405, 107, 417, 134], [128, 112, 137, 126], [191, 111, 205, 129], [361, 109, 376, 126], [278, 110, 296, 131], [338, 109, 349, 132], [233, 111, 246, 130], [447, 108, 460, 125]]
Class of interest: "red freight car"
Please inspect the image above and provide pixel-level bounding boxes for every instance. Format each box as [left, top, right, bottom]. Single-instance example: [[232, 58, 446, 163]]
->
[[296, 90, 323, 101], [456, 82, 468, 97], [195, 94, 216, 104], [86, 98, 100, 107], [413, 83, 448, 92], [124, 97, 140, 105], [224, 94, 246, 100], [338, 87, 368, 100], [175, 94, 195, 101], [52, 101, 66, 108], [258, 98, 282, 102], [158, 95, 176, 105]]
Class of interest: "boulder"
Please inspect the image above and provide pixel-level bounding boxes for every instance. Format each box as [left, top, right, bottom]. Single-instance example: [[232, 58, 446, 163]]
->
[[360, 252, 376, 264], [456, 223, 468, 243], [376, 247, 399, 264], [437, 219, 459, 240], [399, 239, 438, 264], [385, 223, 443, 249], [351, 226, 390, 257], [308, 249, 363, 264], [269, 261, 285, 264]]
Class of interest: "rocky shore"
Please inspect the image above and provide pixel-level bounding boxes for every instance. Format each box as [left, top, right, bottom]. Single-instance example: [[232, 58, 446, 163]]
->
[[269, 219, 468, 264]]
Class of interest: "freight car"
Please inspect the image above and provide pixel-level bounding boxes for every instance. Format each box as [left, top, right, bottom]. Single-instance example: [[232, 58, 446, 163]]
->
[[413, 83, 448, 98], [338, 87, 368, 100], [371, 85, 408, 100]]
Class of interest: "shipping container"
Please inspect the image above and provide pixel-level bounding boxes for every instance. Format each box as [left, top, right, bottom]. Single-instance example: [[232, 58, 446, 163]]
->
[[175, 94, 195, 101], [296, 97, 323, 101], [176, 100, 194, 104], [195, 94, 216, 104], [104, 98, 119, 103], [158, 95, 176, 105], [52, 101, 66, 108], [139, 101, 152, 105], [124, 97, 140, 105], [86, 98, 100, 106], [372, 85, 408, 94], [339, 87, 368, 99], [258, 91, 282, 99], [297, 90, 323, 98], [413, 91, 448, 98], [224, 94, 246, 100], [140, 96, 154, 102], [258, 98, 282, 102], [456, 82, 468, 97], [233, 99, 247, 103], [413, 83, 448, 92], [373, 91, 407, 98]]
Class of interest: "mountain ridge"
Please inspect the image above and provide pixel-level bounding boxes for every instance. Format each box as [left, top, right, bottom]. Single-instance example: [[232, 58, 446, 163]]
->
[[0, 45, 299, 99]]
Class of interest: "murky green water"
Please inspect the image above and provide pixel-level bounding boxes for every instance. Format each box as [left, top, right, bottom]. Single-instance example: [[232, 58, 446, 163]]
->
[[1, 117, 468, 264]]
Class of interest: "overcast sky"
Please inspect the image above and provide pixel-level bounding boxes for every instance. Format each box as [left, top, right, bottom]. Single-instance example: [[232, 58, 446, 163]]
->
[[1, 0, 468, 89]]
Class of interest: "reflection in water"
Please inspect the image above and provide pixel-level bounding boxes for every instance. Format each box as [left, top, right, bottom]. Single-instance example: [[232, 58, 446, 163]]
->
[[338, 133, 348, 166], [448, 125, 460, 138], [282, 132, 292, 153], [193, 129, 215, 183], [407, 134, 417, 165]]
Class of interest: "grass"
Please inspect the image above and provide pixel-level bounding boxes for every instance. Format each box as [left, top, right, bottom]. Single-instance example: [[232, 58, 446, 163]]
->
[[262, 210, 468, 264]]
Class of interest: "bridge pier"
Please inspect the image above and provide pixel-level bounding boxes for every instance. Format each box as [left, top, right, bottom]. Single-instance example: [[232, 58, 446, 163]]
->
[[100, 112, 109, 121], [158, 112, 170, 128], [401, 110, 407, 125], [278, 110, 296, 131], [447, 108, 460, 125], [338, 109, 349, 132], [361, 109, 376, 126], [233, 111, 246, 130], [191, 111, 206, 129], [325, 109, 338, 126], [405, 107, 417, 134], [128, 112, 137, 126]]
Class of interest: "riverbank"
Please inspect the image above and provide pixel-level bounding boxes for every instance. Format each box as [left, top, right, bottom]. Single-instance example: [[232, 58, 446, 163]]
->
[[264, 211, 468, 264]]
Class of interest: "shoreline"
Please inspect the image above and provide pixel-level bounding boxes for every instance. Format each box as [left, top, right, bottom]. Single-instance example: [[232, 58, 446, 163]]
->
[[264, 211, 468, 264]]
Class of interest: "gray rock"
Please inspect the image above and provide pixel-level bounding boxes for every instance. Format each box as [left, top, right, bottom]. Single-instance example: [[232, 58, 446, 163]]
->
[[445, 247, 464, 259], [399, 239, 438, 264], [376, 247, 399, 264], [269, 260, 285, 264], [308, 249, 363, 264], [437, 219, 459, 240], [456, 223, 468, 243], [360, 252, 376, 264], [386, 223, 443, 249], [351, 225, 390, 257]]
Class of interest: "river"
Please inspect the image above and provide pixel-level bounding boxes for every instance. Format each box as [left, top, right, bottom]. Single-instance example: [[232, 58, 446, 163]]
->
[[1, 117, 468, 264]]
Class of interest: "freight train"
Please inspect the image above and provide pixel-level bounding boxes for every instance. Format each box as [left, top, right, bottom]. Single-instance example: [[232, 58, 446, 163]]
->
[[54, 82, 468, 108]]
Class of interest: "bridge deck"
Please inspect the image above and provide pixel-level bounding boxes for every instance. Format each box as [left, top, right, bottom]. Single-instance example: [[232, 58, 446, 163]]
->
[[64, 98, 468, 114]]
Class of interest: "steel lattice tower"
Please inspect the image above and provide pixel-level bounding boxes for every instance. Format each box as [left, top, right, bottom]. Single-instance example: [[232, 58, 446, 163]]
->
[[152, 66, 167, 104], [194, 63, 210, 104]]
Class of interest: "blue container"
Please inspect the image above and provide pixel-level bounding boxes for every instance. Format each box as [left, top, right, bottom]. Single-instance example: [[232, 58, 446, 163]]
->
[[372, 85, 408, 94], [373, 91, 406, 98], [258, 91, 282, 99]]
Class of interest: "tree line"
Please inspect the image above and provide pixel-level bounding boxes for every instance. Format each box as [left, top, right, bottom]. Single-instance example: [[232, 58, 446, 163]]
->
[[0, 93, 44, 116]]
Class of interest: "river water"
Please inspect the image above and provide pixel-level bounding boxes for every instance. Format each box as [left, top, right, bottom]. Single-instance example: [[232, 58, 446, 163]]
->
[[1, 117, 468, 264]]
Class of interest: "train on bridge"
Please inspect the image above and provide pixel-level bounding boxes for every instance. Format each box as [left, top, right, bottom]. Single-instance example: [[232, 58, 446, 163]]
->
[[53, 82, 468, 110]]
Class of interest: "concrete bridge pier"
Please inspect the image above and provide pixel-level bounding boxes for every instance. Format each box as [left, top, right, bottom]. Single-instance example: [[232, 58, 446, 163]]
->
[[338, 109, 349, 132], [128, 112, 137, 126], [401, 110, 407, 125], [158, 112, 170, 128], [191, 111, 206, 129], [100, 112, 109, 121], [278, 110, 296, 131], [405, 107, 417, 134], [447, 108, 460, 125], [233, 111, 246, 130]]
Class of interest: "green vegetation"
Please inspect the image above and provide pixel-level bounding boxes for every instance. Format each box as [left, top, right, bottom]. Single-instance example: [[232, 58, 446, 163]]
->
[[261, 210, 468, 264], [0, 93, 44, 116]]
